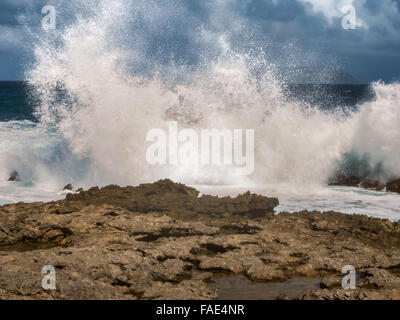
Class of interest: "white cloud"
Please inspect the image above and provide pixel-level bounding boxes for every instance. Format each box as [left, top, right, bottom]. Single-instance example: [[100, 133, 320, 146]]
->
[[297, 0, 366, 28], [298, 0, 355, 21], [296, 0, 400, 31]]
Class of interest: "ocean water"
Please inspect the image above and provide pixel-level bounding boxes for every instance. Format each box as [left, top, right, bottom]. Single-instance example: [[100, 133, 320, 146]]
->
[[1, 81, 400, 220], [1, 0, 400, 220]]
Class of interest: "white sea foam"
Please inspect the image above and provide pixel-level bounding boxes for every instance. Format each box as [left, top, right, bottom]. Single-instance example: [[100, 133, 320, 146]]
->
[[0, 0, 399, 218], [349, 81, 400, 181]]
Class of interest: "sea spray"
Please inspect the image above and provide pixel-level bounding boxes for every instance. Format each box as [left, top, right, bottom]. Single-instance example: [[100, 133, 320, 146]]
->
[[17, 0, 400, 193], [347, 82, 400, 181]]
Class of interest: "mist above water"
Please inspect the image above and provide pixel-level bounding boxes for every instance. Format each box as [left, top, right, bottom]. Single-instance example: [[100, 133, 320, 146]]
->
[[1, 0, 399, 218]]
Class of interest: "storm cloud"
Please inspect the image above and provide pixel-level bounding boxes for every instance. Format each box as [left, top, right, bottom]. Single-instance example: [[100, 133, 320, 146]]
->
[[0, 0, 399, 82]]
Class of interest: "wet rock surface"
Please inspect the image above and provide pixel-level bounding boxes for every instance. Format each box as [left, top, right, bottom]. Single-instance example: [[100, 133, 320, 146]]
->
[[0, 179, 399, 300], [8, 170, 20, 182], [63, 184, 74, 191], [329, 173, 400, 194]]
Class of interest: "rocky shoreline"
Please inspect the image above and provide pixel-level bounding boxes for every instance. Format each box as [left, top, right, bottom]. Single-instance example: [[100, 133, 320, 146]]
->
[[329, 174, 400, 194], [0, 179, 400, 300]]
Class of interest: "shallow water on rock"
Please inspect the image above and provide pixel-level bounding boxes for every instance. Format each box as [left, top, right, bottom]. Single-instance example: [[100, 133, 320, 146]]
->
[[196, 185, 400, 221], [212, 275, 321, 300], [1, 181, 400, 221]]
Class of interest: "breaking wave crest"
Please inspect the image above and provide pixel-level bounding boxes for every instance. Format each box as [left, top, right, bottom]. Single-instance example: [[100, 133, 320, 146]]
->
[[8, 0, 398, 192]]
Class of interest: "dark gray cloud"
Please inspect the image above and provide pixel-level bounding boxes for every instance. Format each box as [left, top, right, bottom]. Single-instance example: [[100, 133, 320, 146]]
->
[[0, 0, 399, 82], [0, 0, 24, 25]]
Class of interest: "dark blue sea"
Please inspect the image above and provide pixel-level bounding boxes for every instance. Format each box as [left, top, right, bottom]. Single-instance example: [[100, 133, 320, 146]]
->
[[1, 80, 400, 220], [0, 81, 374, 121]]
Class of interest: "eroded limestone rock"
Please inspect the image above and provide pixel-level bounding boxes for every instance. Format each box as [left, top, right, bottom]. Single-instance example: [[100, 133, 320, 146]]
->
[[0, 180, 399, 300]]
